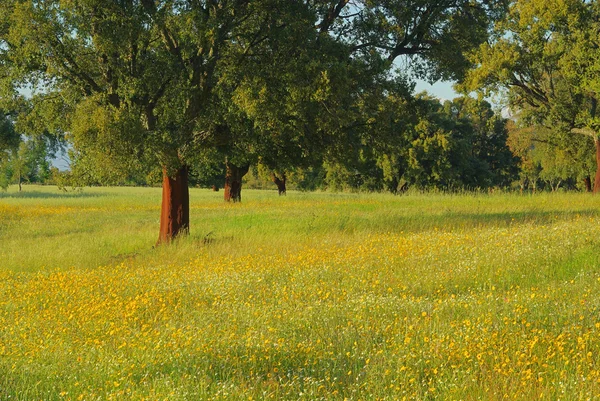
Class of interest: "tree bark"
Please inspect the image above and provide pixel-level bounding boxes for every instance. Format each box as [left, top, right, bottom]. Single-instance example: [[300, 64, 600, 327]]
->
[[584, 175, 592, 193], [271, 172, 286, 195], [157, 165, 189, 245], [595, 137, 600, 194], [224, 161, 249, 202]]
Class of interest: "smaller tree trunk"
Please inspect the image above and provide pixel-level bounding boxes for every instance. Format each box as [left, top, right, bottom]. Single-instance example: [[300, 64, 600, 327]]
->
[[271, 172, 287, 195], [595, 137, 600, 194], [520, 177, 527, 194], [584, 175, 592, 193], [157, 165, 190, 245], [224, 161, 250, 202], [553, 180, 561, 192]]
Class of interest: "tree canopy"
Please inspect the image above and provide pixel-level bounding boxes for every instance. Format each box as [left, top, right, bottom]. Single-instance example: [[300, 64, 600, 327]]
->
[[462, 0, 600, 190], [1, 0, 509, 242]]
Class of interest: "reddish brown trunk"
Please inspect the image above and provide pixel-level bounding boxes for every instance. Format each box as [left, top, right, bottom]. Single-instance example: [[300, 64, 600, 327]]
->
[[271, 173, 287, 195], [157, 166, 189, 245], [224, 162, 250, 202], [595, 138, 600, 194], [584, 175, 592, 193]]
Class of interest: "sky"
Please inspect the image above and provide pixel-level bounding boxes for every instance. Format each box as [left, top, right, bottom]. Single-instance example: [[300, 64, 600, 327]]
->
[[414, 80, 459, 102]]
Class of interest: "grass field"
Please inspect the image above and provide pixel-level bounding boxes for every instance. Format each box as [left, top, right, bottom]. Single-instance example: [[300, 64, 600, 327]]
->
[[2, 185, 600, 400]]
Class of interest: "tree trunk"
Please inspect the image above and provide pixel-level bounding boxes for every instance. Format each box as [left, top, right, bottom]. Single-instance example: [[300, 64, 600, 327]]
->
[[595, 138, 600, 194], [520, 177, 527, 194], [584, 175, 592, 193], [271, 172, 287, 195], [224, 161, 250, 202], [157, 165, 189, 245], [554, 180, 561, 192]]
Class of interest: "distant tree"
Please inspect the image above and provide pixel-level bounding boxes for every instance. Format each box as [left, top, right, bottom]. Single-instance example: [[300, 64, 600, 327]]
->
[[368, 94, 518, 192], [507, 123, 595, 192], [8, 142, 30, 192], [462, 0, 600, 191], [1, 135, 55, 191], [0, 111, 19, 149], [0, 110, 20, 190], [443, 97, 520, 188]]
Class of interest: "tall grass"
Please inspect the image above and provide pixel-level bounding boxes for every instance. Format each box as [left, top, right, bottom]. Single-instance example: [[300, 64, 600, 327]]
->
[[1, 185, 600, 399]]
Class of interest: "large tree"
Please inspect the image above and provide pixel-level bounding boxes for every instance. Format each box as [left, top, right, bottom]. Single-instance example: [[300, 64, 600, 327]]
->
[[0, 0, 506, 243], [1, 0, 312, 243]]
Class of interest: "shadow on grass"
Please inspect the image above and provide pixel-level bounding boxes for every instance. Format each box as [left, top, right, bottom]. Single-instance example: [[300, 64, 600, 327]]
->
[[0, 190, 105, 199], [433, 208, 598, 228], [328, 208, 600, 235]]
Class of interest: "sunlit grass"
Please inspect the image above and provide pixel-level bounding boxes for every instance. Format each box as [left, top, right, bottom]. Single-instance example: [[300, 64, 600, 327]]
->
[[1, 185, 600, 399]]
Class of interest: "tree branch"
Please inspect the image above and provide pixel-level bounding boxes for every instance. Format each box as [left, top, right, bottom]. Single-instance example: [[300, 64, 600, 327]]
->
[[318, 0, 349, 34]]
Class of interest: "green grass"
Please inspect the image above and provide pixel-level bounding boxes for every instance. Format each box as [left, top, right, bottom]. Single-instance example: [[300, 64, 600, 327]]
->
[[1, 185, 600, 400]]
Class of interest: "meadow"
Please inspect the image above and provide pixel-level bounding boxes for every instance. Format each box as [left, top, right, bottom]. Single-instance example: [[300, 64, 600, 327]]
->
[[1, 185, 600, 400]]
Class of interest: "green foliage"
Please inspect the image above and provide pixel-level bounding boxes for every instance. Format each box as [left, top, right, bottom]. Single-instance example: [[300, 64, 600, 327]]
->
[[0, 0, 507, 193], [462, 0, 600, 187], [324, 93, 519, 192], [188, 149, 226, 189], [0, 135, 55, 190], [0, 110, 55, 190], [508, 122, 596, 191], [0, 111, 19, 151], [2, 0, 312, 180], [0, 111, 19, 189]]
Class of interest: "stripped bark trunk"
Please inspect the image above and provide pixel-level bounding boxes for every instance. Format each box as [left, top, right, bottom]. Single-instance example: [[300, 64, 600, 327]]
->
[[224, 161, 249, 202], [157, 165, 189, 245], [271, 172, 286, 195]]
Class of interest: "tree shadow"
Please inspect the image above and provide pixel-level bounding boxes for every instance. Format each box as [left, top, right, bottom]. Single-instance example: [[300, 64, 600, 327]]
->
[[381, 208, 600, 233]]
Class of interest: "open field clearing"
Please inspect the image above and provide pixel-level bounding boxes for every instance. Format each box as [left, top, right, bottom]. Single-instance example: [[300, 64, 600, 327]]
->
[[2, 186, 600, 400]]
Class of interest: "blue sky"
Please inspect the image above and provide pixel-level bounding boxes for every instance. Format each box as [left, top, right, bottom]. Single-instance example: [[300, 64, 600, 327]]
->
[[414, 80, 458, 102]]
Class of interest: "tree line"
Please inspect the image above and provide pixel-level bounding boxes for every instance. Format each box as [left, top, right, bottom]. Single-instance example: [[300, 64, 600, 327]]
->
[[1, 0, 599, 243]]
